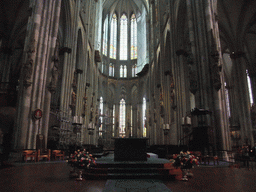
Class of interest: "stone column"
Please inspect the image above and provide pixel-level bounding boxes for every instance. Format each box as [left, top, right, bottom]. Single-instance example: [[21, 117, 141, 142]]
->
[[16, 0, 44, 149], [185, 0, 226, 152], [231, 54, 254, 146], [41, 0, 62, 149]]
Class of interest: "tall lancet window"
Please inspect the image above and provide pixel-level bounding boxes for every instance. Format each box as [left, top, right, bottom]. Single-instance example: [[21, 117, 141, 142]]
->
[[103, 15, 108, 56], [120, 14, 128, 60], [110, 13, 117, 59], [130, 106, 133, 136], [120, 65, 124, 77], [224, 82, 231, 118], [130, 14, 137, 60], [143, 97, 147, 137], [119, 98, 126, 137], [109, 63, 114, 77], [120, 65, 127, 78], [246, 69, 254, 106], [124, 65, 127, 78], [112, 105, 115, 137], [99, 97, 104, 136]]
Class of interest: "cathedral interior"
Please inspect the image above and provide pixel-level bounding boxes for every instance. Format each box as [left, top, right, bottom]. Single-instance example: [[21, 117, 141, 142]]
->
[[1, 0, 256, 160]]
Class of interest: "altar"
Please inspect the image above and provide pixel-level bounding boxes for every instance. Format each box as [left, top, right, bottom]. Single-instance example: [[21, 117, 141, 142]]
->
[[113, 138, 148, 161]]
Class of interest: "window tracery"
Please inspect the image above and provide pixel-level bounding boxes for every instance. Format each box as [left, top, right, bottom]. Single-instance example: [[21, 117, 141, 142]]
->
[[103, 15, 108, 56], [131, 14, 137, 60], [109, 63, 114, 77], [119, 98, 126, 137], [120, 14, 128, 60], [110, 14, 117, 59]]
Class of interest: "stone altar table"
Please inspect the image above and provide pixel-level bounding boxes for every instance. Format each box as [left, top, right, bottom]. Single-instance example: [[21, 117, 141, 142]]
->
[[113, 138, 148, 161]]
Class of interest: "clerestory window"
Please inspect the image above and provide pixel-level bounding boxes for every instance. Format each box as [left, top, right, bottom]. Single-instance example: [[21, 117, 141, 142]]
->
[[109, 63, 114, 77], [120, 65, 127, 78], [131, 14, 137, 60], [110, 14, 117, 59], [103, 15, 108, 56], [120, 14, 128, 60]]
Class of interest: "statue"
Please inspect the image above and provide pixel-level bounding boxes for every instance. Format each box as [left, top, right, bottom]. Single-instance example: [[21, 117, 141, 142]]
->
[[23, 39, 35, 86], [72, 91, 76, 106], [210, 30, 221, 91], [49, 40, 60, 92]]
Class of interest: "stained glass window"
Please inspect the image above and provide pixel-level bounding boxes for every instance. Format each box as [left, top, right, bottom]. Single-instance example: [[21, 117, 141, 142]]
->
[[119, 98, 126, 137], [124, 65, 127, 78], [143, 98, 147, 137], [109, 63, 114, 77], [246, 69, 254, 106], [110, 14, 117, 59], [103, 15, 108, 56], [120, 65, 127, 78], [224, 82, 231, 118], [130, 106, 133, 136], [120, 65, 123, 77], [112, 105, 115, 137], [99, 97, 103, 136], [120, 14, 128, 60], [131, 14, 137, 59]]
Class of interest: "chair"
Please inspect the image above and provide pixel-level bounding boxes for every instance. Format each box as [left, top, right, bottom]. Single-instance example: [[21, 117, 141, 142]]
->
[[37, 149, 51, 162], [52, 150, 65, 160], [23, 150, 37, 162]]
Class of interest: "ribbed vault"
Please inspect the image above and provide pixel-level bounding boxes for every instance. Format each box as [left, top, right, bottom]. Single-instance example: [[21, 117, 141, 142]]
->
[[103, 0, 148, 18]]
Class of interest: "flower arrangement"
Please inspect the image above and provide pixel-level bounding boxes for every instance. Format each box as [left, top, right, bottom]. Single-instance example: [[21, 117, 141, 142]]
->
[[168, 151, 199, 181], [68, 149, 97, 169], [170, 151, 199, 169]]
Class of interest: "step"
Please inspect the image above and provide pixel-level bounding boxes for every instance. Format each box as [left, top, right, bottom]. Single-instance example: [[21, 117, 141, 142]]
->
[[87, 167, 169, 174], [94, 163, 164, 169], [83, 172, 175, 180]]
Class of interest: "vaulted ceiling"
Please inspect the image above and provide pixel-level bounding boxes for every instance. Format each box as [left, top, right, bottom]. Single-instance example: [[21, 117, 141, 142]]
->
[[103, 0, 148, 18], [218, 0, 256, 71]]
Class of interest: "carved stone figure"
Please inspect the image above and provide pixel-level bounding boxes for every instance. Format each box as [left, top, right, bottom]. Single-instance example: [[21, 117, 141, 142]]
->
[[23, 59, 33, 81], [49, 40, 60, 92], [72, 91, 76, 106], [210, 31, 221, 91], [23, 39, 36, 87]]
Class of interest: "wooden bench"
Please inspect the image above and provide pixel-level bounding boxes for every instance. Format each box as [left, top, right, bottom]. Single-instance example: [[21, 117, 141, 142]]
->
[[37, 149, 51, 162], [52, 150, 65, 160], [23, 150, 37, 162]]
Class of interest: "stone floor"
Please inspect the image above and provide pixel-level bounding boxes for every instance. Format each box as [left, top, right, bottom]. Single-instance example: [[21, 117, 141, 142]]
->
[[0, 160, 256, 192]]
